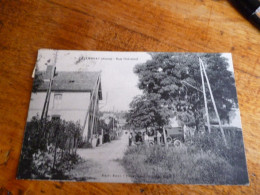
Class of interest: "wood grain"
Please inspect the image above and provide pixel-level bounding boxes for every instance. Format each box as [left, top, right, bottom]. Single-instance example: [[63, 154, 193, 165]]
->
[[0, 0, 259, 194]]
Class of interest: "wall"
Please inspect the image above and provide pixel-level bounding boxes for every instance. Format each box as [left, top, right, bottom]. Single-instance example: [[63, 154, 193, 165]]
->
[[27, 91, 90, 128]]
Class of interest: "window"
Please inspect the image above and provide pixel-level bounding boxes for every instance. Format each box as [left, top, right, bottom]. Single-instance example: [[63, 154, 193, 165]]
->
[[51, 115, 60, 121], [53, 94, 62, 108], [54, 94, 62, 100]]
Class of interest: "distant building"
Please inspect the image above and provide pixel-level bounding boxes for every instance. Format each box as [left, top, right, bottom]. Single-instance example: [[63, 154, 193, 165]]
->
[[27, 66, 102, 142], [100, 111, 126, 128]]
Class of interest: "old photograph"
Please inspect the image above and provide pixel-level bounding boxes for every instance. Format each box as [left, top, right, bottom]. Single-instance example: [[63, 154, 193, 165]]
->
[[17, 50, 249, 185]]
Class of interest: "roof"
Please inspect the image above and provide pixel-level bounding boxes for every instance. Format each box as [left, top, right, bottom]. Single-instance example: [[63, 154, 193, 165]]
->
[[36, 71, 102, 99]]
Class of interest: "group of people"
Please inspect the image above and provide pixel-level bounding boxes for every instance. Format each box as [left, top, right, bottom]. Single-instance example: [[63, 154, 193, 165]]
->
[[128, 128, 166, 146]]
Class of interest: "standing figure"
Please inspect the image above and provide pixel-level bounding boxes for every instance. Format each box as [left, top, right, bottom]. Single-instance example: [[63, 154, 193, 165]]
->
[[129, 132, 133, 146], [156, 130, 161, 145], [144, 132, 149, 146]]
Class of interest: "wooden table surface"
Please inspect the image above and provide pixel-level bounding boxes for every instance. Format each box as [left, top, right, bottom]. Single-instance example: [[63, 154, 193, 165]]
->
[[0, 0, 259, 194]]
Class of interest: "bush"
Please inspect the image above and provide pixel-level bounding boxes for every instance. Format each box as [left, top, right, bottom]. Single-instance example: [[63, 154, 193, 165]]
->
[[17, 116, 82, 179], [122, 129, 248, 184]]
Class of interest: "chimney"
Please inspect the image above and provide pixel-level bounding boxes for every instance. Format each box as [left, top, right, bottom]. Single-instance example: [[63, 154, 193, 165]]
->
[[44, 65, 56, 81]]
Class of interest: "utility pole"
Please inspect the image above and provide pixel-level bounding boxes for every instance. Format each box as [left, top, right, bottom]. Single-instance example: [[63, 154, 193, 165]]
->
[[112, 106, 115, 131], [41, 50, 58, 123], [199, 58, 227, 146], [90, 74, 100, 142], [82, 71, 101, 142], [199, 59, 211, 134]]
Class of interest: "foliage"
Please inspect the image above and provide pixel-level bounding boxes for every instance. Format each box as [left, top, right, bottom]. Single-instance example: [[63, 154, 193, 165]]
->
[[127, 53, 238, 132], [123, 53, 247, 184], [17, 116, 82, 179], [187, 127, 247, 169], [122, 130, 248, 184], [107, 116, 118, 130], [126, 95, 171, 129], [32, 70, 44, 93], [99, 115, 118, 133]]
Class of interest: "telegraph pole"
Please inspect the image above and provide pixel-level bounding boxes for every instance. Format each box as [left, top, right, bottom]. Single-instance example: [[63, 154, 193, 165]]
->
[[200, 58, 227, 146], [199, 58, 211, 134], [90, 73, 101, 142], [113, 106, 115, 131], [41, 51, 58, 123]]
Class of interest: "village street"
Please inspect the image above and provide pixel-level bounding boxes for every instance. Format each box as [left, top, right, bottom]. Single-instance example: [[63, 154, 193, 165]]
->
[[70, 130, 133, 183]]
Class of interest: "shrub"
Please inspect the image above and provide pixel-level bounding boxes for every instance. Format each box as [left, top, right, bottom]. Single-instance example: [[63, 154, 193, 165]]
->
[[122, 129, 248, 185], [17, 116, 82, 179]]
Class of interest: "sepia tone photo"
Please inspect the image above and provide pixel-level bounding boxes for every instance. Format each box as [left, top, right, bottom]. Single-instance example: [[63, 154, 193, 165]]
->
[[17, 50, 248, 185]]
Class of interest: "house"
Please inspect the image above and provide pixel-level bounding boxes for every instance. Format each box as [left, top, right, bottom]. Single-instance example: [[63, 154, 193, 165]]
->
[[27, 65, 102, 143], [100, 112, 117, 125]]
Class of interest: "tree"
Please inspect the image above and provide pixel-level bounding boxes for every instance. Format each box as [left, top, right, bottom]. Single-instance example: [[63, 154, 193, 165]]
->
[[131, 53, 237, 133], [32, 55, 57, 93], [99, 114, 118, 133], [32, 68, 44, 93], [126, 94, 171, 130], [17, 116, 82, 179], [107, 116, 118, 130]]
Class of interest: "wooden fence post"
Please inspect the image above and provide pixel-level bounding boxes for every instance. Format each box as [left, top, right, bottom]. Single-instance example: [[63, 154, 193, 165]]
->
[[163, 126, 168, 148]]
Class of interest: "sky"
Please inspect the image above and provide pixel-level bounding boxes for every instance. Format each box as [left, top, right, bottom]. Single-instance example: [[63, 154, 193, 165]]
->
[[35, 50, 235, 112]]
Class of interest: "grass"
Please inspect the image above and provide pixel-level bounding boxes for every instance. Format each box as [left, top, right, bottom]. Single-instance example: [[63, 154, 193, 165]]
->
[[66, 158, 97, 181], [122, 128, 249, 185]]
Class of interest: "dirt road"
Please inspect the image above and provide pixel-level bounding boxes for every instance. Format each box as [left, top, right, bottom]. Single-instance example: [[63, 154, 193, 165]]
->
[[71, 131, 133, 183]]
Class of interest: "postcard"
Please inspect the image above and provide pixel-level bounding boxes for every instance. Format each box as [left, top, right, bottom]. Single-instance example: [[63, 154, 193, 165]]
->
[[17, 49, 249, 185]]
